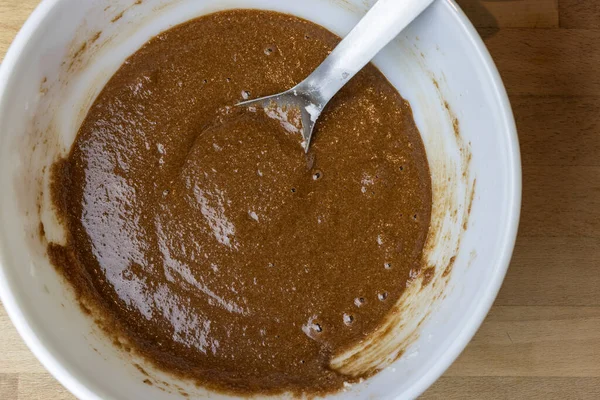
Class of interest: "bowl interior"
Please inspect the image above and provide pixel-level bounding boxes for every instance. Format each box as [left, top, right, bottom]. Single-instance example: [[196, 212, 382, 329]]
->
[[0, 0, 519, 399]]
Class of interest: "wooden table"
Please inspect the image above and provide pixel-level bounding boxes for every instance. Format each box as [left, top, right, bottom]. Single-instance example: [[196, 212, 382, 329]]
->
[[1, 0, 599, 398]]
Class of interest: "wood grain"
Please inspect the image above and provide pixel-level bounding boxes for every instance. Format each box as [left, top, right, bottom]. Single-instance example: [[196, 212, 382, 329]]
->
[[0, 374, 19, 399], [519, 166, 600, 238], [457, 0, 559, 28], [515, 96, 600, 167], [17, 374, 72, 400], [445, 307, 600, 377], [497, 241, 600, 306], [0, 1, 36, 62], [1, 0, 599, 399], [559, 0, 600, 28], [482, 28, 600, 96], [0, 306, 47, 373], [423, 377, 600, 399]]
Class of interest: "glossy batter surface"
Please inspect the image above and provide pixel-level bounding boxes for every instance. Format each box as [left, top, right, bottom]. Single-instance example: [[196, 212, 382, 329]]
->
[[48, 10, 432, 396]]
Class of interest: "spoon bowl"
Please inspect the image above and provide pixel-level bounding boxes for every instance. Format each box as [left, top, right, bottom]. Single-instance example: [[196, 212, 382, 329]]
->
[[237, 86, 321, 151], [237, 0, 435, 151]]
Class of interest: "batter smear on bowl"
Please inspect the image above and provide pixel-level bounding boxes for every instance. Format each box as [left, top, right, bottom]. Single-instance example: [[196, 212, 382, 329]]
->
[[48, 10, 432, 396]]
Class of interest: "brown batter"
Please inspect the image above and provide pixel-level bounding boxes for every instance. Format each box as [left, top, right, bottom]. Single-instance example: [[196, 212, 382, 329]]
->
[[48, 10, 432, 396]]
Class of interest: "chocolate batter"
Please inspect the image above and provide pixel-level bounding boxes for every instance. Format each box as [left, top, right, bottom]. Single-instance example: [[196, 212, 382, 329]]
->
[[48, 10, 432, 396]]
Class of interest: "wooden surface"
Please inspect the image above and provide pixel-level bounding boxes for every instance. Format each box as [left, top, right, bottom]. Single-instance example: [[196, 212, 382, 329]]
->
[[1, 0, 599, 398]]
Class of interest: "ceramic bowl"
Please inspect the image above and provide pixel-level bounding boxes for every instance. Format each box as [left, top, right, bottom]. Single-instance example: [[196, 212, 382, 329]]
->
[[0, 0, 520, 398]]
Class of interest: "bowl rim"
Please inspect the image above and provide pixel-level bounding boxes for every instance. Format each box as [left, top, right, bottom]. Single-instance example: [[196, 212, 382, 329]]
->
[[404, 1, 521, 397], [0, 0, 521, 399]]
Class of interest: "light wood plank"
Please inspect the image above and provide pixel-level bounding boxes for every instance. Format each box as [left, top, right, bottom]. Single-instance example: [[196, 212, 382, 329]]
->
[[0, 305, 48, 374], [18, 374, 73, 400], [0, 374, 18, 400], [0, 0, 37, 63], [483, 29, 600, 96], [456, 0, 558, 28], [424, 377, 600, 399], [445, 306, 600, 377], [559, 0, 600, 28]]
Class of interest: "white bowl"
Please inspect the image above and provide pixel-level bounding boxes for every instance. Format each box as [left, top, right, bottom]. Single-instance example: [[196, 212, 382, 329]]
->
[[0, 0, 520, 398]]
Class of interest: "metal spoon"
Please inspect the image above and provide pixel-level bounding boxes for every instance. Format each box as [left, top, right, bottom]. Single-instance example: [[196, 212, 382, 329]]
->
[[237, 0, 435, 152]]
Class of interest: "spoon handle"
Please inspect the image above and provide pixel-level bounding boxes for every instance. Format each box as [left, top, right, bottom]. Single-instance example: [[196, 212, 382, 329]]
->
[[299, 0, 435, 106]]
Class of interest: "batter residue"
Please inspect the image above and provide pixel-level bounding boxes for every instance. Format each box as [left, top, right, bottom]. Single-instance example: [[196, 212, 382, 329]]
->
[[48, 10, 432, 396]]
